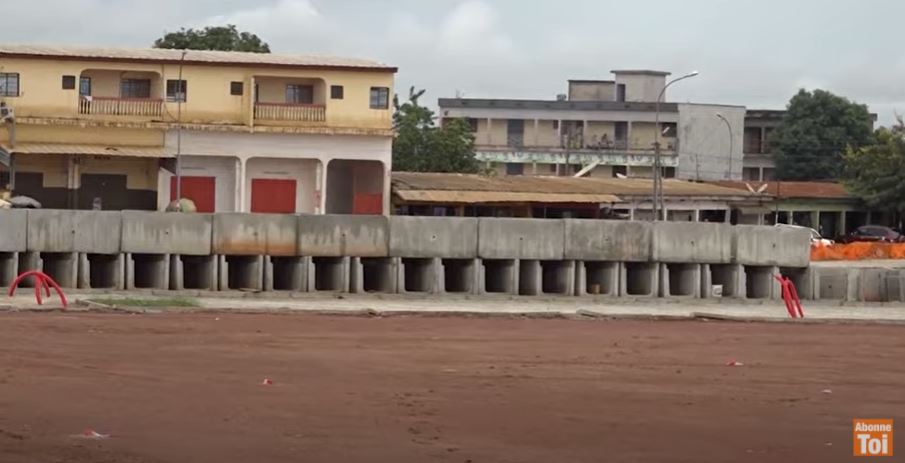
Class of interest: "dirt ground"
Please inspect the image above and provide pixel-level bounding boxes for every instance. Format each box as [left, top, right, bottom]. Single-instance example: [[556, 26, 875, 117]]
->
[[0, 312, 902, 462]]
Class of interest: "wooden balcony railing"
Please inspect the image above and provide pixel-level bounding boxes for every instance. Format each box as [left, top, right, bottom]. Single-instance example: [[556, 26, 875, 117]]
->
[[78, 97, 164, 117], [254, 103, 326, 123]]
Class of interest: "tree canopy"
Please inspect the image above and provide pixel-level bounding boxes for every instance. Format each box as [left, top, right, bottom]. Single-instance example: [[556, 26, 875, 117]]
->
[[153, 25, 271, 53], [392, 87, 482, 173], [772, 89, 874, 180], [844, 117, 905, 212]]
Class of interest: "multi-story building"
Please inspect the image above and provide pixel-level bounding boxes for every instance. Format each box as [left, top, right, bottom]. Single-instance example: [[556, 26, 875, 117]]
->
[[438, 70, 746, 182], [741, 109, 782, 181], [0, 44, 395, 214]]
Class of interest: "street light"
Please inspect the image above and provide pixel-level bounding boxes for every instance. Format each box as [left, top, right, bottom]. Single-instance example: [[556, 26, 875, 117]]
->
[[653, 70, 698, 221], [716, 112, 733, 180]]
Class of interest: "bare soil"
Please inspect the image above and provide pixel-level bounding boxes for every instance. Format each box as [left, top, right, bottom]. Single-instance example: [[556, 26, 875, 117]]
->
[[0, 312, 902, 462]]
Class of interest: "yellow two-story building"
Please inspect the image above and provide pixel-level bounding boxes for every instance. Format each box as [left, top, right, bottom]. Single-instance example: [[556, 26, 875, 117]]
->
[[0, 44, 395, 214]]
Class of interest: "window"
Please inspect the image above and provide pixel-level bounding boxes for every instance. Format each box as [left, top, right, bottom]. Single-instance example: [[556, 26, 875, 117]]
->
[[0, 73, 20, 97], [616, 83, 626, 102], [166, 79, 187, 102], [120, 79, 151, 99], [286, 84, 314, 104], [79, 77, 92, 97], [330, 85, 344, 99], [552, 120, 560, 130], [663, 167, 676, 178], [660, 122, 677, 137], [369, 87, 389, 109], [230, 81, 244, 96], [505, 163, 524, 176], [62, 75, 76, 90], [466, 118, 478, 132]]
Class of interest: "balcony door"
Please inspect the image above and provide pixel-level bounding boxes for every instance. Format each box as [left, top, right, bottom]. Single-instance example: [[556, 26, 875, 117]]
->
[[506, 119, 525, 148], [120, 79, 151, 99], [286, 84, 314, 104]]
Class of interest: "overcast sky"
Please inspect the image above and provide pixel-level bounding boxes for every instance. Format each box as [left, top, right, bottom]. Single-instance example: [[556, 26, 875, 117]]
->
[[2, 0, 902, 124]]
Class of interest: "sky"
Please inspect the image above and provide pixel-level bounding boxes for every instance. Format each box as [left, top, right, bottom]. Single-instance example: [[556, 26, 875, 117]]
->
[[2, 0, 903, 125]]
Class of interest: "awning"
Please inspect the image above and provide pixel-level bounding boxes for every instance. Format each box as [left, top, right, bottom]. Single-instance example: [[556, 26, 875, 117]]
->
[[396, 189, 620, 205], [0, 143, 172, 158]]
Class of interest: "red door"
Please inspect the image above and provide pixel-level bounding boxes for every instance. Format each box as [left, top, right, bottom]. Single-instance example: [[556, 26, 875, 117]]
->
[[353, 193, 383, 215], [170, 176, 216, 213], [251, 179, 297, 213]]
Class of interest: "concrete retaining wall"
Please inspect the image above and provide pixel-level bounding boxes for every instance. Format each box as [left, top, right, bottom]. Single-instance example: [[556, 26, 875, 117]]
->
[[122, 211, 212, 255], [1, 210, 828, 300], [389, 217, 477, 258], [735, 225, 810, 267], [0, 210, 27, 252], [299, 215, 388, 257], [213, 213, 297, 256], [479, 218, 564, 260], [652, 222, 732, 264]]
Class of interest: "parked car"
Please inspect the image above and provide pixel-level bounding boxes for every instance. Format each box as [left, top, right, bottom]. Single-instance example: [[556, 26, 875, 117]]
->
[[840, 225, 904, 244], [774, 223, 833, 246]]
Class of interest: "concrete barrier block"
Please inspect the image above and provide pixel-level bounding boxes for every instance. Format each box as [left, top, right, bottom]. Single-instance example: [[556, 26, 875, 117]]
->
[[122, 211, 212, 256], [576, 261, 619, 297], [734, 225, 810, 267], [26, 210, 76, 252], [389, 216, 477, 258], [652, 222, 732, 264], [0, 210, 28, 252], [74, 211, 122, 254], [478, 218, 564, 260], [564, 220, 651, 262], [213, 213, 298, 256], [300, 214, 389, 257]]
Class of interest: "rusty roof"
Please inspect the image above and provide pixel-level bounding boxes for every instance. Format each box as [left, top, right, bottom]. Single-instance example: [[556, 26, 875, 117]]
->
[[1, 143, 171, 158], [0, 44, 396, 72], [707, 181, 853, 199], [393, 173, 753, 205]]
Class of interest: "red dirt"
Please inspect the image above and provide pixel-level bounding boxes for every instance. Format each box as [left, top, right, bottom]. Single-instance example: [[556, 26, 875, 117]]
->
[[0, 312, 902, 462]]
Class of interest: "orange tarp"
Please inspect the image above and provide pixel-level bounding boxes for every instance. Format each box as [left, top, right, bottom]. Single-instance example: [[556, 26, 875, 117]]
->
[[811, 242, 905, 261]]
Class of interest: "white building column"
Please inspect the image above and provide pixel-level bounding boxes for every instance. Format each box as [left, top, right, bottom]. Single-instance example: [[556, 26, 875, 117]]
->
[[235, 157, 246, 212], [317, 158, 327, 214], [533, 119, 540, 146], [582, 120, 589, 148], [692, 209, 700, 222], [486, 118, 493, 145]]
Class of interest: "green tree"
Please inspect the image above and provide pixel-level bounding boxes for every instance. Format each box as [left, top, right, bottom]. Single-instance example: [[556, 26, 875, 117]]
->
[[844, 117, 905, 212], [392, 87, 481, 173], [772, 89, 873, 180], [153, 25, 271, 53]]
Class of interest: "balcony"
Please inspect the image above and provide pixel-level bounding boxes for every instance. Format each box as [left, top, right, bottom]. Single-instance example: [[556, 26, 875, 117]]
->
[[253, 102, 326, 123], [78, 96, 164, 117], [474, 144, 679, 168]]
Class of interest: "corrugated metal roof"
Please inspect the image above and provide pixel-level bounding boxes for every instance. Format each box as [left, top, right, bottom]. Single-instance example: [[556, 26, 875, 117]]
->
[[396, 190, 620, 204], [0, 44, 396, 72], [1, 143, 170, 158], [438, 98, 678, 113], [708, 181, 852, 199], [392, 172, 753, 200]]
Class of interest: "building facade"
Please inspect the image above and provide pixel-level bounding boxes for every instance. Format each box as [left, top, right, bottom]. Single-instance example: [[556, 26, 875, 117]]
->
[[0, 44, 396, 214], [438, 70, 745, 182], [741, 110, 781, 181]]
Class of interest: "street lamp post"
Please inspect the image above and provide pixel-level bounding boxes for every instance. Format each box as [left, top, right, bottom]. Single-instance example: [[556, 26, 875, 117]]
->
[[716, 113, 733, 180], [653, 70, 699, 221]]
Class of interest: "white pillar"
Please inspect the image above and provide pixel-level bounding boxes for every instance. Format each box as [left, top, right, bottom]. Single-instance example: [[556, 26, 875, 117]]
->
[[692, 209, 700, 222], [582, 120, 589, 148], [533, 119, 540, 146], [236, 157, 245, 213], [486, 118, 493, 145], [317, 159, 327, 214]]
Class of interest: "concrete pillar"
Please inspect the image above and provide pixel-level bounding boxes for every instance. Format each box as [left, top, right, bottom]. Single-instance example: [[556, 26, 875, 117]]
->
[[518, 260, 542, 296], [316, 160, 327, 214], [486, 118, 493, 145], [78, 253, 125, 290], [0, 252, 17, 287], [581, 120, 588, 148], [866, 211, 873, 225], [533, 119, 540, 146], [126, 253, 170, 290], [264, 256, 308, 292], [218, 255, 264, 291], [309, 256, 350, 293], [811, 210, 820, 231], [626, 121, 633, 149], [170, 255, 217, 291], [38, 253, 78, 289], [620, 262, 659, 298], [660, 263, 701, 298], [480, 259, 518, 295], [532, 162, 537, 175], [576, 261, 619, 296], [839, 210, 847, 236], [692, 209, 700, 222]]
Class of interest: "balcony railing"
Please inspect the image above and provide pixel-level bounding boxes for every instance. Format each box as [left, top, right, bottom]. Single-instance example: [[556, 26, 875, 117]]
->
[[78, 97, 164, 117], [254, 103, 326, 122]]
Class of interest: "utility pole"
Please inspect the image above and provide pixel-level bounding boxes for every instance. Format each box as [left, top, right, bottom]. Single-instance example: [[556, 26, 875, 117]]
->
[[652, 71, 698, 221]]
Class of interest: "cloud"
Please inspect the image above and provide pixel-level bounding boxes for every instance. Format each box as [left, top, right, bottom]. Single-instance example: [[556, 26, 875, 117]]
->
[[195, 0, 327, 48], [438, 1, 513, 56]]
